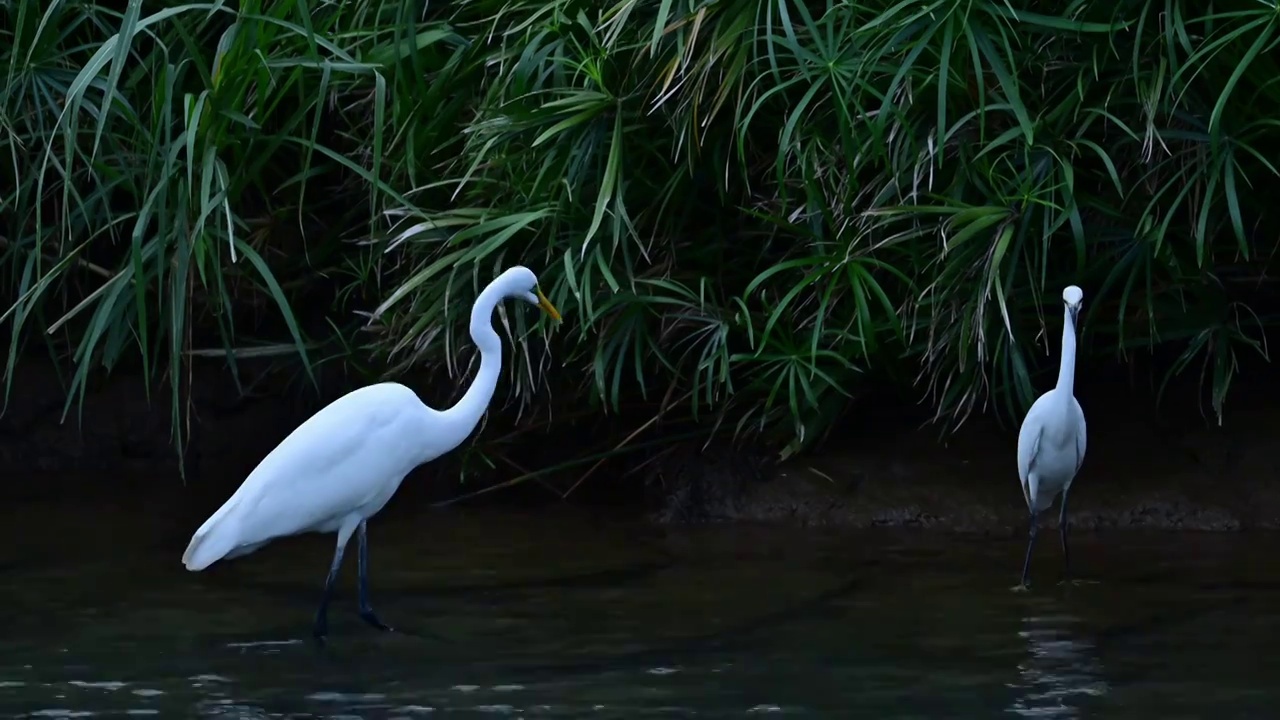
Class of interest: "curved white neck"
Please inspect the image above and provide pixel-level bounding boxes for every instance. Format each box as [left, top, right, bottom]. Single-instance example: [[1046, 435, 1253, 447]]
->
[[1055, 304, 1077, 401], [442, 282, 506, 443]]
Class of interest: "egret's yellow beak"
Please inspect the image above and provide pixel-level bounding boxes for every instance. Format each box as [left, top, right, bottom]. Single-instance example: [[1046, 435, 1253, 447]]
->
[[536, 288, 562, 322]]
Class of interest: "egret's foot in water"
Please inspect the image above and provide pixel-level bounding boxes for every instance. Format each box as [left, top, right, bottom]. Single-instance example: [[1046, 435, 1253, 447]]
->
[[359, 610, 393, 632], [1010, 583, 1031, 593]]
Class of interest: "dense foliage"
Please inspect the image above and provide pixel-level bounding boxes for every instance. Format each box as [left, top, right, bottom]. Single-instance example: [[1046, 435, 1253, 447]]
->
[[3, 0, 1278, 482]]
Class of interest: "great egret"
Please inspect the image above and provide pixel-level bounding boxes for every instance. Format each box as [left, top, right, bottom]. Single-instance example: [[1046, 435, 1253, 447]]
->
[[1014, 285, 1087, 591], [181, 266, 561, 638]]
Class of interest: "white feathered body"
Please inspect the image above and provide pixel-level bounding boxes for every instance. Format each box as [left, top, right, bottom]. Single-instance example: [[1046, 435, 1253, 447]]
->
[[1016, 388, 1087, 516], [182, 382, 462, 571]]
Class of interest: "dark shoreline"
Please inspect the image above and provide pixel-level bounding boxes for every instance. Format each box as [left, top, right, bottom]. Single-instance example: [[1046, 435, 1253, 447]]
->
[[4, 357, 1278, 533]]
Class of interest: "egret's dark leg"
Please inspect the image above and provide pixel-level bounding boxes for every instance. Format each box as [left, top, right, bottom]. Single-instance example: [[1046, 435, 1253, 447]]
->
[[1059, 491, 1072, 583], [313, 541, 348, 640], [357, 520, 393, 632], [1017, 513, 1039, 590]]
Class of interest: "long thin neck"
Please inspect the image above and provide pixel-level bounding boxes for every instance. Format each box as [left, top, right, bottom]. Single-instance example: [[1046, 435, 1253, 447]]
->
[[443, 283, 505, 442], [1055, 305, 1077, 401]]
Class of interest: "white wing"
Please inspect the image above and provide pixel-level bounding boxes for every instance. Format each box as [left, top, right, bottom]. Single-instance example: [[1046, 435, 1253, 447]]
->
[[1016, 391, 1055, 510], [1072, 395, 1087, 475], [183, 383, 434, 569]]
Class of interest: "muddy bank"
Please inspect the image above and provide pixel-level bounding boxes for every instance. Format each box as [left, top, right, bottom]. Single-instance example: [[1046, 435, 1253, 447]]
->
[[652, 368, 1280, 532], [3, 356, 1279, 532]]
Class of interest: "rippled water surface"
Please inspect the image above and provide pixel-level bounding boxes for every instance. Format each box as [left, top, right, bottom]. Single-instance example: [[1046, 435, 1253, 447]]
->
[[2, 498, 1279, 718]]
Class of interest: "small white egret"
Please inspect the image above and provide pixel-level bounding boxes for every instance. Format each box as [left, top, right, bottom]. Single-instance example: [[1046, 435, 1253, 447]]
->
[[1014, 285, 1087, 591], [181, 266, 561, 638]]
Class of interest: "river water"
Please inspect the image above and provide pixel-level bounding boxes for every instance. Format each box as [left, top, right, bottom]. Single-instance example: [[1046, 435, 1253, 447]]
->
[[1, 500, 1278, 718]]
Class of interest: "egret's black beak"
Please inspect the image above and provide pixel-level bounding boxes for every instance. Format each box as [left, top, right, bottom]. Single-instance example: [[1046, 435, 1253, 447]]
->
[[1068, 304, 1081, 325]]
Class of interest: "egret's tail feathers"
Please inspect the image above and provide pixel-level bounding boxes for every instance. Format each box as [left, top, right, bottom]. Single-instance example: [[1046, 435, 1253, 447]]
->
[[183, 528, 270, 570], [182, 502, 247, 571], [183, 526, 234, 571], [183, 484, 257, 571]]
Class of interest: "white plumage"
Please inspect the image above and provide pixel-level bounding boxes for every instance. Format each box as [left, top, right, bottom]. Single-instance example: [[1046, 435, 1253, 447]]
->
[[182, 266, 561, 638], [1014, 284, 1087, 590], [183, 383, 439, 570]]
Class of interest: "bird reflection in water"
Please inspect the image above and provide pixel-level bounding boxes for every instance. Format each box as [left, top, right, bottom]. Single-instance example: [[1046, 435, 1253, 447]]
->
[[1006, 613, 1108, 717]]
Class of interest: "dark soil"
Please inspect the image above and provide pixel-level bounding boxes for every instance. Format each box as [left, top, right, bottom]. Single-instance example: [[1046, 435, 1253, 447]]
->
[[2, 356, 1277, 532]]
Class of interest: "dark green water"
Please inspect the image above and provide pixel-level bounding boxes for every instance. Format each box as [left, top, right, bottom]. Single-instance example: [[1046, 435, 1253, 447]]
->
[[2, 500, 1279, 718]]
